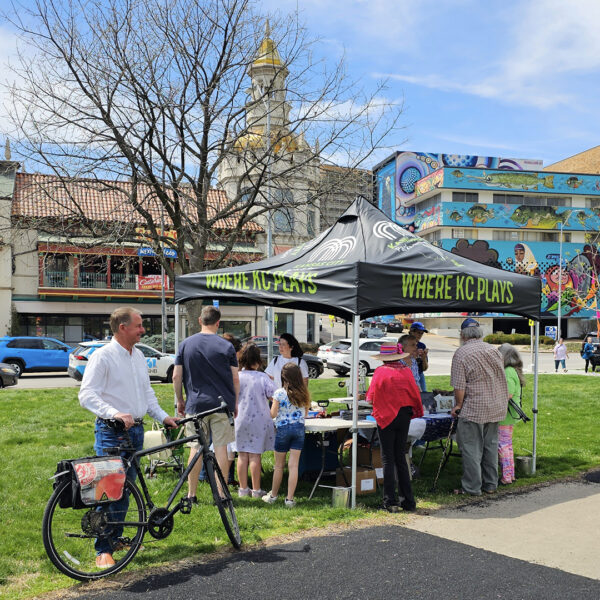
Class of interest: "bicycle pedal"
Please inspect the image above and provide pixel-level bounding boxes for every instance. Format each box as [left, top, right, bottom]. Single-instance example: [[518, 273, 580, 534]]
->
[[180, 497, 192, 514]]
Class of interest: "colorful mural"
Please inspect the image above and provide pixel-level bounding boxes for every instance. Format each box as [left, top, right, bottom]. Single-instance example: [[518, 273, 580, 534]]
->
[[441, 239, 600, 318], [373, 151, 542, 228], [376, 160, 396, 222], [436, 167, 600, 197], [426, 201, 600, 232]]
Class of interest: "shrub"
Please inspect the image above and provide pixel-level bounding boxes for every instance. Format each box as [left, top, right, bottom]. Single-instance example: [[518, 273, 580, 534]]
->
[[141, 333, 176, 353], [483, 333, 553, 346]]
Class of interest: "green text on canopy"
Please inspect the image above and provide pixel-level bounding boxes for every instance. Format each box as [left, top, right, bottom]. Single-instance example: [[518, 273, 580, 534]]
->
[[401, 273, 514, 303], [206, 270, 318, 294]]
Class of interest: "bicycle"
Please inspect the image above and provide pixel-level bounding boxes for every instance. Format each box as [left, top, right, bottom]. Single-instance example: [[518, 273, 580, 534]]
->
[[42, 401, 241, 581]]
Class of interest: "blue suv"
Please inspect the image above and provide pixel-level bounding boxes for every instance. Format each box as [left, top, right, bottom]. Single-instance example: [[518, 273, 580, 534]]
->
[[0, 337, 74, 377]]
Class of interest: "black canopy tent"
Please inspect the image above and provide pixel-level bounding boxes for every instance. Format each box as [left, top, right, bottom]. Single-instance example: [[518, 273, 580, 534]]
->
[[174, 197, 542, 506]]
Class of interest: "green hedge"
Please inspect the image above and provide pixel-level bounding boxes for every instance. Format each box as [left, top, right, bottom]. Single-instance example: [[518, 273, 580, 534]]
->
[[483, 333, 555, 346]]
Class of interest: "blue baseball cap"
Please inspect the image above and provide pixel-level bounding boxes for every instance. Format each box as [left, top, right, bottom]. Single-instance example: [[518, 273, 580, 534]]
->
[[461, 318, 480, 329], [409, 321, 428, 332]]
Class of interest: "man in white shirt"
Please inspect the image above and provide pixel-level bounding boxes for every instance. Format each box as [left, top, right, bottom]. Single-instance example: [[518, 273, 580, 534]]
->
[[79, 307, 177, 568]]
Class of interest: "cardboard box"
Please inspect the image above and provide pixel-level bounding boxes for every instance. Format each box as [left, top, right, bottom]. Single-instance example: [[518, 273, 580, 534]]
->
[[336, 466, 377, 495], [357, 445, 383, 469]]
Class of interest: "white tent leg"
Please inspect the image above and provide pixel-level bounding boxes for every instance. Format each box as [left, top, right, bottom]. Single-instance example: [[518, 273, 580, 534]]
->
[[532, 320, 539, 474], [350, 314, 360, 509], [173, 303, 180, 415]]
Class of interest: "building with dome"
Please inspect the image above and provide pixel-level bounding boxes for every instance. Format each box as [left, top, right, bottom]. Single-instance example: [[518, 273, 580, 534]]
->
[[218, 22, 322, 257]]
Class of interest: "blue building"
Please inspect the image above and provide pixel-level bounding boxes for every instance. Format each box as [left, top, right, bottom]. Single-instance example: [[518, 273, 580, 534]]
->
[[373, 150, 600, 338]]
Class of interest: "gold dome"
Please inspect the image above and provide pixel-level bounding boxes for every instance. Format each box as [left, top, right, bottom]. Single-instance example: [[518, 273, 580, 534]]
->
[[253, 20, 283, 67], [233, 127, 301, 153]]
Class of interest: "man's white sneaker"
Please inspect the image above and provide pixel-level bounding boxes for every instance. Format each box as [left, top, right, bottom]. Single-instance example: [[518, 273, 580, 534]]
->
[[238, 487, 251, 497], [262, 492, 277, 504], [284, 498, 296, 508], [252, 489, 267, 498]]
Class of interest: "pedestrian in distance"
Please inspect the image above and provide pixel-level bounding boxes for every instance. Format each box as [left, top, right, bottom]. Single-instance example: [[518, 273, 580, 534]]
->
[[265, 333, 309, 388], [173, 306, 240, 505], [366, 343, 423, 513], [451, 318, 508, 496], [553, 337, 568, 373], [581, 336, 595, 373], [79, 307, 178, 569], [409, 321, 429, 391], [262, 363, 311, 507], [497, 343, 526, 485], [235, 343, 276, 498]]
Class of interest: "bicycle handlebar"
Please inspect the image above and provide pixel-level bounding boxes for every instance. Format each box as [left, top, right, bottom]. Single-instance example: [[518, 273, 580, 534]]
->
[[177, 399, 233, 427]]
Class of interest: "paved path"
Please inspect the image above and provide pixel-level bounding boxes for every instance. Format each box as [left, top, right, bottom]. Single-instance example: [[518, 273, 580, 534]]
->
[[65, 480, 600, 600]]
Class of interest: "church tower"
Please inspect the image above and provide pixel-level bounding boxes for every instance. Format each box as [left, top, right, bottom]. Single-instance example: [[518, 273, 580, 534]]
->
[[218, 21, 321, 256]]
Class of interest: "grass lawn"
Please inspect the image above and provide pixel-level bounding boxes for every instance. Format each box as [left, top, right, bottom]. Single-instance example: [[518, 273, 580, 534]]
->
[[0, 374, 598, 599]]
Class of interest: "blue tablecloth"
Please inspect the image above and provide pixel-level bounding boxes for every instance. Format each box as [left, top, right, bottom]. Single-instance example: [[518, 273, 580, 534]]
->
[[418, 414, 453, 443]]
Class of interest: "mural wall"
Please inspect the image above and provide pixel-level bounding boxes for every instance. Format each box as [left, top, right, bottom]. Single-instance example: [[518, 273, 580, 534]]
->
[[416, 201, 600, 232], [439, 167, 600, 196], [376, 160, 396, 221], [440, 238, 600, 318], [374, 152, 542, 229]]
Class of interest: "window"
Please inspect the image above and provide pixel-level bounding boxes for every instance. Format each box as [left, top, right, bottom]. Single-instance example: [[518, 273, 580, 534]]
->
[[307, 209, 316, 237], [452, 228, 478, 239], [274, 207, 294, 232], [585, 197, 600, 209], [306, 314, 315, 343], [420, 230, 441, 242], [493, 194, 524, 204], [218, 321, 251, 339], [42, 339, 64, 350], [452, 192, 478, 203], [274, 312, 293, 336], [414, 193, 441, 212], [7, 338, 42, 349]]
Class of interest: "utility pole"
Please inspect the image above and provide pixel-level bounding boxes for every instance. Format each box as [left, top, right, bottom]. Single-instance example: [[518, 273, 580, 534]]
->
[[557, 222, 563, 340]]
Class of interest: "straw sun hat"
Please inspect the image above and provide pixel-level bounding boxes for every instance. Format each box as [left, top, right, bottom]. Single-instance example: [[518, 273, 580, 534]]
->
[[372, 343, 410, 362]]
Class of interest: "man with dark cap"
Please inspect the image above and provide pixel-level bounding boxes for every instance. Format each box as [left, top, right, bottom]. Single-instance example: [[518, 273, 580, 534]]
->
[[409, 321, 429, 391], [450, 318, 508, 496]]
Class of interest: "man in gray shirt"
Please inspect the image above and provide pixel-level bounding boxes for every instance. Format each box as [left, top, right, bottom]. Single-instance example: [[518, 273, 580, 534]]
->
[[451, 318, 508, 496]]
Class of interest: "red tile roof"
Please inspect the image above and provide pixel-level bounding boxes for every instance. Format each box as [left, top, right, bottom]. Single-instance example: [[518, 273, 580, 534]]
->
[[11, 173, 262, 232]]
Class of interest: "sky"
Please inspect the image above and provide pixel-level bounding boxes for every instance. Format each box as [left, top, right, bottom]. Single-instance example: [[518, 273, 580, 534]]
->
[[260, 0, 600, 169], [2, 0, 600, 171]]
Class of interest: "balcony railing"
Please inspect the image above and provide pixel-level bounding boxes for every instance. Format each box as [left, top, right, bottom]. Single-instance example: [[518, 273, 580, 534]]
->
[[110, 273, 137, 289], [42, 270, 173, 290], [43, 271, 74, 288], [79, 272, 109, 288]]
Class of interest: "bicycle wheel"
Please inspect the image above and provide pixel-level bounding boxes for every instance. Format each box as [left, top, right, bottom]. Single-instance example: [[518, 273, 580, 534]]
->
[[204, 454, 241, 549], [42, 479, 146, 581]]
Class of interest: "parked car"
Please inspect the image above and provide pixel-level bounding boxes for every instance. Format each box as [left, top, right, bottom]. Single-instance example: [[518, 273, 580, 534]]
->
[[0, 336, 74, 377], [385, 320, 404, 333], [325, 337, 396, 376], [68, 341, 176, 382], [359, 324, 386, 338], [0, 363, 19, 388], [240, 335, 280, 344], [317, 340, 340, 362], [255, 343, 324, 379]]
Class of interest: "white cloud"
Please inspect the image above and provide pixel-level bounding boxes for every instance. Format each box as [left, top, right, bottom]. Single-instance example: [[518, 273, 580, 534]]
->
[[375, 0, 600, 109]]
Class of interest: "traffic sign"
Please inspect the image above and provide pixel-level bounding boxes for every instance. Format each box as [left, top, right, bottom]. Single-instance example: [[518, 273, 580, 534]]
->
[[212, 300, 219, 308], [545, 326, 557, 339], [528, 319, 534, 327]]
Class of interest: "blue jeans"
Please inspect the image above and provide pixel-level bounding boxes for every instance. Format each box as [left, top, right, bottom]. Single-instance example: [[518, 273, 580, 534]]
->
[[274, 422, 305, 452], [418, 371, 427, 392], [93, 421, 144, 555], [554, 359, 566, 371]]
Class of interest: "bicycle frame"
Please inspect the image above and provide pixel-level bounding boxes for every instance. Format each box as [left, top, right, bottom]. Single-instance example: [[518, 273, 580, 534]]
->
[[109, 406, 227, 527]]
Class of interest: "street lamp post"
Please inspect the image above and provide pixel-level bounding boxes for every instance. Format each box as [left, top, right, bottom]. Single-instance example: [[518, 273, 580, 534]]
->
[[261, 83, 274, 365], [557, 222, 563, 340]]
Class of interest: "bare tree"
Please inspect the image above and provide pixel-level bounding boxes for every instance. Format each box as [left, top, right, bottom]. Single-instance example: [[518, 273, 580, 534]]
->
[[4, 0, 404, 323]]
